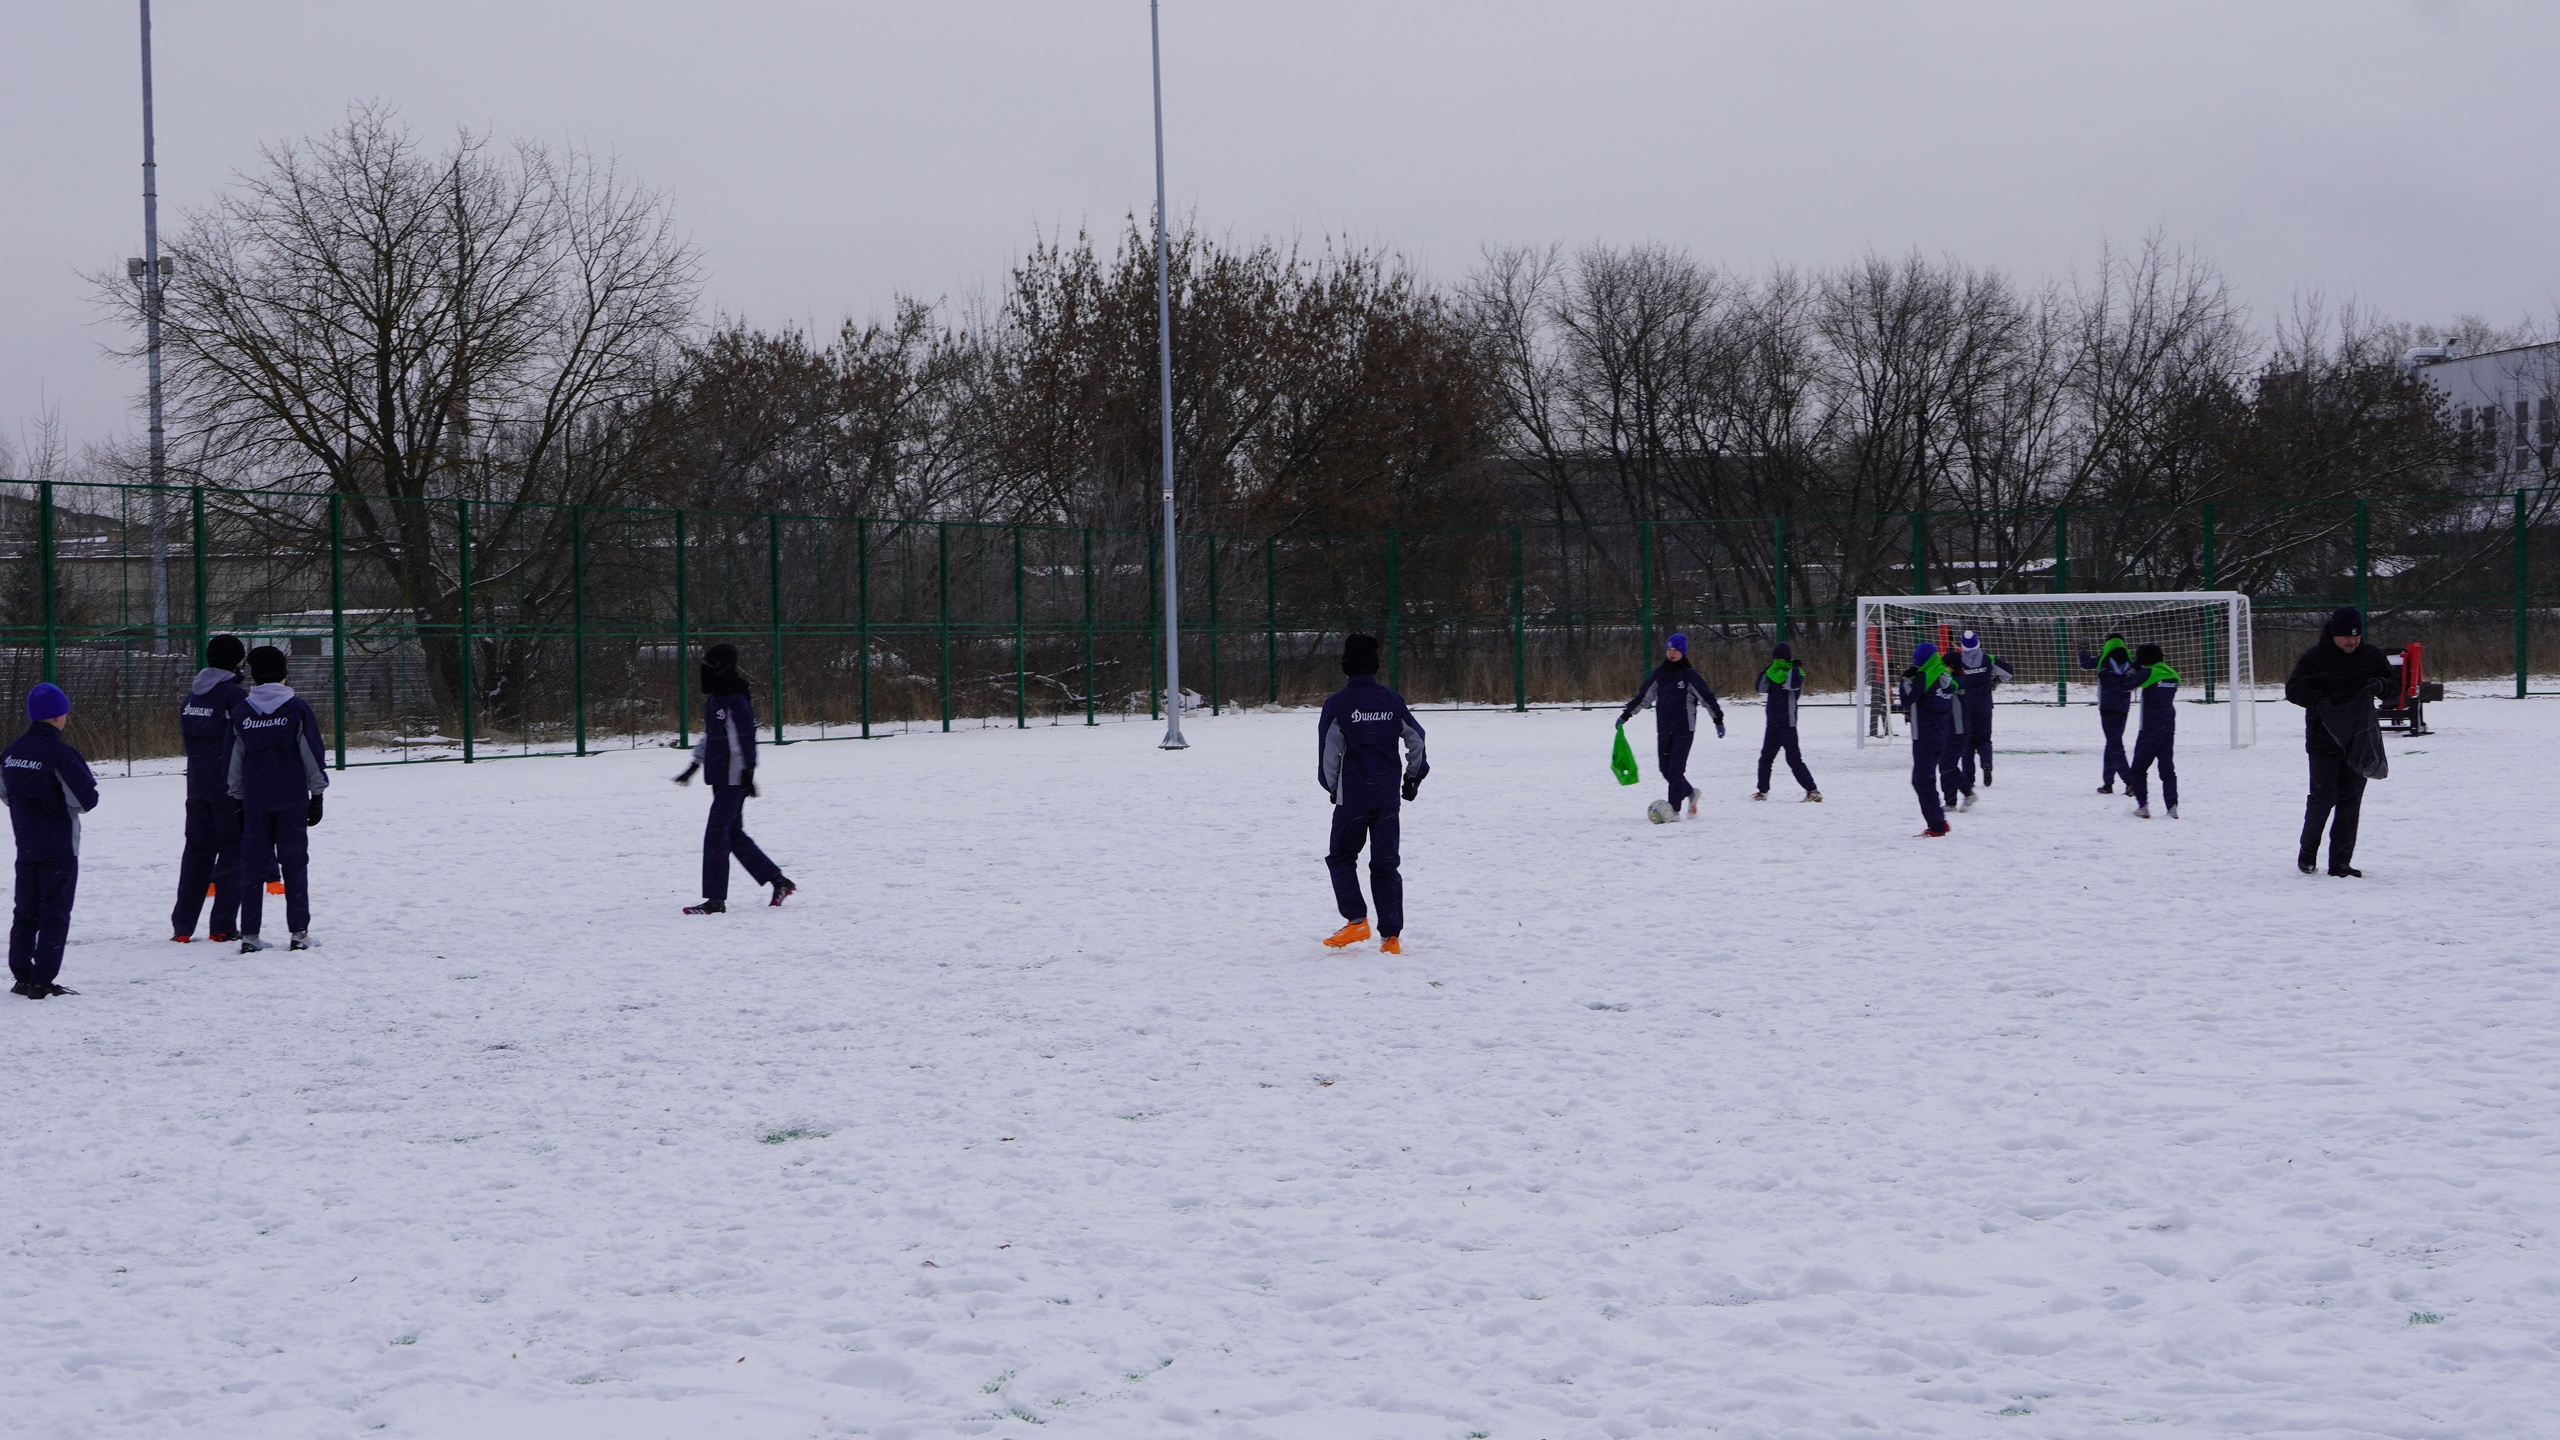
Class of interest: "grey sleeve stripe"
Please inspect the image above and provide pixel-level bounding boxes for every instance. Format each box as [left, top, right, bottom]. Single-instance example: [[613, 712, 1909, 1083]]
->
[[58, 773, 82, 857], [302, 723, 330, 792], [1319, 718, 1346, 797], [723, 711, 745, 785], [1401, 718, 1428, 775]]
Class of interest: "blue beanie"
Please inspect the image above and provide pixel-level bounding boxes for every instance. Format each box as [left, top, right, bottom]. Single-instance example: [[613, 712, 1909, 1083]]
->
[[26, 683, 68, 721], [1665, 632, 1689, 656], [1771, 641, 1793, 661], [1912, 642, 1937, 665]]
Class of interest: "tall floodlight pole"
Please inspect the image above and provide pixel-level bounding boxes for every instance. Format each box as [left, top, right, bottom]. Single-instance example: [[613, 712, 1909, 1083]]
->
[[138, 0, 172, 649], [1151, 0, 1187, 748]]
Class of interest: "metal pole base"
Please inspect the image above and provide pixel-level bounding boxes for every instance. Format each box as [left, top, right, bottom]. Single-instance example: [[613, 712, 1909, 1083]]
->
[[1159, 714, 1188, 749]]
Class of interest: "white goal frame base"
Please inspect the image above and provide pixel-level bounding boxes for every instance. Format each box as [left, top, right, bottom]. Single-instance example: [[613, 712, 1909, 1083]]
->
[[1854, 591, 2256, 750]]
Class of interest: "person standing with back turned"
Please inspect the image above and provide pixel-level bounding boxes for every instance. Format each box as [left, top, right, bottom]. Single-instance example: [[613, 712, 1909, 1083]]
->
[[1750, 641, 1821, 802], [2286, 607, 2392, 876], [6, 683, 98, 999], [228, 645, 328, 953], [173, 634, 248, 943], [675, 643, 796, 914], [1318, 633, 1428, 955]]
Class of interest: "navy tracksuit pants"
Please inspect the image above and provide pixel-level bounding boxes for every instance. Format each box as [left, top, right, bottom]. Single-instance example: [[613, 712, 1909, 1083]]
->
[[1910, 728, 1950, 831], [1955, 708, 1994, 792], [703, 784, 782, 903], [1325, 805, 1403, 937], [2299, 754, 2368, 870], [174, 797, 243, 938], [237, 805, 310, 936], [2098, 709, 2131, 788], [1657, 729, 1697, 807], [9, 858, 78, 988], [1757, 727, 1816, 794], [2127, 727, 2178, 808]]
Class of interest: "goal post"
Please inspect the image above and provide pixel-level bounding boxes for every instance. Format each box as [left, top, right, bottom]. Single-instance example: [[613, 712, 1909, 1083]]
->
[[1854, 592, 2255, 750]]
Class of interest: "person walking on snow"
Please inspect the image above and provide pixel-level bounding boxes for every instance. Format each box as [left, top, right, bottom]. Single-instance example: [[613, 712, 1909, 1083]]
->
[[2285, 606, 2393, 877], [675, 643, 795, 914], [227, 646, 328, 953], [2122, 643, 2181, 819], [1899, 642, 1959, 836], [1617, 632, 1725, 819], [1949, 629, 2013, 807], [2077, 632, 2138, 792], [6, 684, 98, 999], [1318, 633, 1428, 955], [173, 633, 248, 943], [1751, 642, 1821, 802]]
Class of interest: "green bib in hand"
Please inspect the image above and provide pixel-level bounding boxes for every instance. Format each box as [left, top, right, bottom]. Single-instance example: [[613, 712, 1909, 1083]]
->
[[1611, 723, 1641, 786]]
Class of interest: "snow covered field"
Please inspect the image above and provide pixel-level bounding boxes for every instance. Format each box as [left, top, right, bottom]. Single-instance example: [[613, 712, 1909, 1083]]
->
[[6, 693, 2557, 1440]]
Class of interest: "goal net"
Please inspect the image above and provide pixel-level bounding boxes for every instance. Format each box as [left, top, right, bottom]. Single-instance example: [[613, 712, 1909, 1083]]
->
[[1854, 592, 2256, 749]]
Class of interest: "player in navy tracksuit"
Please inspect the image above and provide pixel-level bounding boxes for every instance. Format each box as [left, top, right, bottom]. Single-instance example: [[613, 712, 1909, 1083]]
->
[[675, 643, 795, 913], [2122, 642, 2180, 819], [1949, 629, 2013, 808], [1617, 632, 1725, 818], [173, 634, 248, 943], [1898, 642, 1959, 836], [1317, 633, 1428, 953], [7, 684, 98, 998], [1751, 642, 1820, 802], [228, 646, 329, 952], [2077, 633, 2139, 792]]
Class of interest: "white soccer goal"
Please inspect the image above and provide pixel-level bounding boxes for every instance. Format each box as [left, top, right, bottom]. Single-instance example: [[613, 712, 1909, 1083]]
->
[[1853, 592, 2256, 749]]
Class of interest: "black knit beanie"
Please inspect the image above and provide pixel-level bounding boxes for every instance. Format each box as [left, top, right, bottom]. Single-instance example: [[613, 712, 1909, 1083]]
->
[[700, 643, 748, 695], [247, 645, 287, 684], [2135, 642, 2163, 666], [208, 634, 246, 671], [1341, 633, 1381, 677]]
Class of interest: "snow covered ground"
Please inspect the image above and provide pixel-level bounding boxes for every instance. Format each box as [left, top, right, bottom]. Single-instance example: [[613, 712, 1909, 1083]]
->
[[6, 692, 2557, 1440]]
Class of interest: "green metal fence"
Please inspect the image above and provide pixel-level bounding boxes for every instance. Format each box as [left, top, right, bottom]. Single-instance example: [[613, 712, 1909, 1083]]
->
[[1, 479, 2553, 771]]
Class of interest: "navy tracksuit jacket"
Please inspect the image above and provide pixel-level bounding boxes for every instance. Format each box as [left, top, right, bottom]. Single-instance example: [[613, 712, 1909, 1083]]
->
[[696, 688, 781, 903], [1752, 661, 1818, 795], [1898, 666, 1961, 830], [1950, 648, 2012, 792], [2079, 647, 2139, 787], [1317, 676, 1428, 937], [175, 667, 247, 937], [2124, 666, 2180, 809], [228, 684, 329, 936], [5, 721, 99, 988], [1620, 662, 1724, 807]]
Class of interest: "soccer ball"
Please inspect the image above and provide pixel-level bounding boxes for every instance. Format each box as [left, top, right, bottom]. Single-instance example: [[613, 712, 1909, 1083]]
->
[[1646, 799, 1678, 824]]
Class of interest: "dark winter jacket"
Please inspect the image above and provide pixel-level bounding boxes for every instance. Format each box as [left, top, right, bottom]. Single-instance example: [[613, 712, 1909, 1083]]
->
[[2078, 644, 2139, 714], [2285, 626, 2393, 760], [1620, 661, 1724, 735], [1953, 647, 2013, 728], [227, 684, 330, 812], [1317, 675, 1428, 810], [1754, 659, 1806, 732], [2133, 664, 2180, 733], [1899, 664, 1963, 741], [179, 667, 247, 803], [4, 721, 99, 863], [696, 690, 759, 789]]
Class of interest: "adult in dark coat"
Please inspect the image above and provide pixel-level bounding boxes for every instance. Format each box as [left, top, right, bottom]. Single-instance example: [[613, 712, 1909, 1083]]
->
[[1617, 633, 1725, 817], [675, 643, 795, 913], [2285, 607, 2393, 876], [173, 633, 248, 942]]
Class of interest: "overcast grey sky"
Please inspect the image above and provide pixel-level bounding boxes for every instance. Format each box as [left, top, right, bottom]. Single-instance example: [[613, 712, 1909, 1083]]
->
[[5, 0, 2554, 457]]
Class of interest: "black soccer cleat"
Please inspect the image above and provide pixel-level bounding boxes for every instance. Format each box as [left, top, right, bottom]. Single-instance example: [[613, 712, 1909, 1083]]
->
[[239, 936, 272, 954], [289, 932, 311, 951], [684, 900, 725, 915], [769, 878, 796, 907], [11, 979, 42, 999], [2328, 866, 2363, 878], [40, 983, 75, 997]]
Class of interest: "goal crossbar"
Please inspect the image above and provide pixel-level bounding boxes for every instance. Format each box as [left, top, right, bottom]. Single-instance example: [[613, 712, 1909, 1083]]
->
[[1854, 592, 2256, 750]]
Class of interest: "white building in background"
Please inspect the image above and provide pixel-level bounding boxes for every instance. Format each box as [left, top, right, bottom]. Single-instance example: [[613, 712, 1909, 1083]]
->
[[2405, 340, 2560, 479]]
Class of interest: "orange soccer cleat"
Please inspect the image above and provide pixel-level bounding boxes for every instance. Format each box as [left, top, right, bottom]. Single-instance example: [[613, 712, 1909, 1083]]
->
[[1321, 919, 1372, 948], [266, 881, 286, 895], [1379, 936, 1402, 955]]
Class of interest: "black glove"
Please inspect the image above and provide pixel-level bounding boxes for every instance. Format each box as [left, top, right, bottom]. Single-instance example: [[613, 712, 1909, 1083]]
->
[[673, 762, 699, 786], [742, 767, 758, 799], [1714, 719, 1726, 739], [1617, 707, 1636, 727], [1401, 774, 1422, 802], [305, 794, 324, 827]]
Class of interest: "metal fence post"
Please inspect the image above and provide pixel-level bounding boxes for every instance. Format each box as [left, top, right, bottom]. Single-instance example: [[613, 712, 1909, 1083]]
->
[[1385, 530, 1402, 690], [2517, 489, 2531, 699], [571, 506, 587, 757], [673, 509, 690, 750], [1264, 534, 1278, 706], [1511, 525, 1527, 711], [1206, 534, 1220, 716], [190, 484, 208, 664], [2355, 498, 2371, 615], [857, 518, 872, 739], [1772, 516, 1790, 642], [457, 498, 475, 763], [1013, 524, 1026, 728], [1082, 526, 1096, 726], [38, 480, 55, 683], [769, 512, 785, 742], [936, 521, 952, 733], [329, 493, 347, 769], [1147, 530, 1161, 719]]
